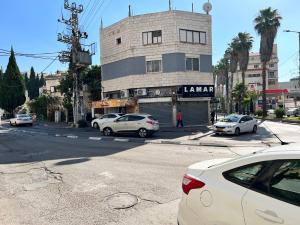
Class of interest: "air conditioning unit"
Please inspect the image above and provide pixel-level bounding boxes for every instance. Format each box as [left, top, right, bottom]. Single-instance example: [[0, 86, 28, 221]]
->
[[120, 90, 129, 98], [136, 89, 147, 96]]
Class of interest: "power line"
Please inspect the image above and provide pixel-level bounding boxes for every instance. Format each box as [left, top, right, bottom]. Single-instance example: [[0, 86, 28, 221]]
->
[[81, 0, 105, 29], [41, 57, 59, 73]]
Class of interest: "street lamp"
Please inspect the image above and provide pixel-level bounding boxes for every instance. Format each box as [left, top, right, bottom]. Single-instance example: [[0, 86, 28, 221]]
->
[[284, 29, 300, 87]]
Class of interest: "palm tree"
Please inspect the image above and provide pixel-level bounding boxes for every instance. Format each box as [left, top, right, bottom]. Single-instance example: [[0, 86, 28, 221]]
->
[[235, 32, 253, 85], [254, 7, 282, 117], [232, 83, 247, 113], [228, 39, 239, 113]]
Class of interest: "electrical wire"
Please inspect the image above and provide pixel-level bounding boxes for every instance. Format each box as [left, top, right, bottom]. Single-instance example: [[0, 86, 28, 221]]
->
[[40, 56, 59, 73], [81, 0, 105, 29], [86, 0, 113, 30]]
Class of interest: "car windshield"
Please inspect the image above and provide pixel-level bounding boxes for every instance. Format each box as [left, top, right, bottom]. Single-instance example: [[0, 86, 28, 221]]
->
[[17, 114, 29, 118], [221, 116, 240, 123]]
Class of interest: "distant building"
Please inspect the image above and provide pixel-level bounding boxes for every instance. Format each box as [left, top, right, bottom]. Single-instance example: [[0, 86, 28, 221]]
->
[[95, 9, 214, 126]]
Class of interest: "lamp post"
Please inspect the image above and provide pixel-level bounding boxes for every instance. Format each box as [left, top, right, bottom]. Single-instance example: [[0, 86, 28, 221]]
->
[[284, 29, 300, 88]]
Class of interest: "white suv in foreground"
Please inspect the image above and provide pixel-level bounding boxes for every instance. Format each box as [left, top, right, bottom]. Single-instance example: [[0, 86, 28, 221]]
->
[[100, 114, 159, 138]]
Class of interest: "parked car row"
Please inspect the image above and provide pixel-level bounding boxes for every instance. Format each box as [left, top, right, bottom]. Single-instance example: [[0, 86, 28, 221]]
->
[[92, 113, 159, 138]]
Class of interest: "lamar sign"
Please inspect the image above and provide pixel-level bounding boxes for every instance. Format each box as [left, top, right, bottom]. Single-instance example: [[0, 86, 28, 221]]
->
[[180, 85, 215, 98]]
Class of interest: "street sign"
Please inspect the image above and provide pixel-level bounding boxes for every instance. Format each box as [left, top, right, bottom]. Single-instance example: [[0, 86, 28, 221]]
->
[[179, 85, 215, 98]]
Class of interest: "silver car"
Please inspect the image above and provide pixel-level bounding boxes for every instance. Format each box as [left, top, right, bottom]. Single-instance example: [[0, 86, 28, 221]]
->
[[10, 114, 33, 126], [213, 115, 257, 136]]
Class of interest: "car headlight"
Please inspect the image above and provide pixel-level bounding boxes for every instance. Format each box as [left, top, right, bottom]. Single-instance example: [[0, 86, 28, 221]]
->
[[227, 125, 235, 128]]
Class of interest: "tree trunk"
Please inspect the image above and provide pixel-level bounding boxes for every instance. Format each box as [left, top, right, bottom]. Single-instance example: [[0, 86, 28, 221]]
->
[[225, 71, 229, 114], [241, 70, 246, 114], [262, 62, 267, 118], [229, 72, 234, 113]]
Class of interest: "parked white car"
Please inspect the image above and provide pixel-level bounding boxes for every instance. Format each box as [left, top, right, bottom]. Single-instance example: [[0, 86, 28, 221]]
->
[[100, 114, 159, 138], [10, 114, 33, 126], [213, 114, 257, 136], [178, 144, 300, 225], [91, 113, 124, 129], [286, 108, 299, 117]]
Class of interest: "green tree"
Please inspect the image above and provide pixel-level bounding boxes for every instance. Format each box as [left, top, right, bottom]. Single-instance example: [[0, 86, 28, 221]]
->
[[39, 73, 46, 87], [254, 7, 282, 117], [58, 72, 74, 111], [28, 67, 40, 100], [228, 39, 239, 113], [235, 32, 253, 85], [232, 83, 247, 114], [82, 65, 102, 101], [0, 48, 26, 114], [24, 72, 29, 89]]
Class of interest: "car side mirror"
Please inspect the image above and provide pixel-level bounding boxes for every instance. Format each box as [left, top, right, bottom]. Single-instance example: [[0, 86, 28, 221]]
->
[[240, 121, 245, 124], [114, 119, 119, 123]]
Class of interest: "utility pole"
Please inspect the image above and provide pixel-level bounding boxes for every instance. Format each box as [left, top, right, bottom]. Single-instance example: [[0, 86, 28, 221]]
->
[[284, 30, 300, 89], [57, 0, 94, 125]]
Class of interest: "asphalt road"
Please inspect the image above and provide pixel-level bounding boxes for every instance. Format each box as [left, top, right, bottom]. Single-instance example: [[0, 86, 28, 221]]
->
[[0, 126, 235, 225], [1, 120, 298, 225]]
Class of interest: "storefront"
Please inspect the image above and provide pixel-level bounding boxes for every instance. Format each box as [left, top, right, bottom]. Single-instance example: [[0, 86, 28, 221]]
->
[[91, 99, 137, 118]]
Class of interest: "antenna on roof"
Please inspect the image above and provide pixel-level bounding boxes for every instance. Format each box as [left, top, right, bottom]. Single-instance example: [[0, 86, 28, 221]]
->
[[169, 0, 172, 11], [192, 3, 194, 12], [128, 5, 132, 17], [100, 18, 103, 30]]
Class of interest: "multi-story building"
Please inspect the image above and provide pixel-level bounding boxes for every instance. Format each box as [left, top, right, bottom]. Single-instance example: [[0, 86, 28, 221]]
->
[[94, 9, 214, 126], [235, 44, 279, 91]]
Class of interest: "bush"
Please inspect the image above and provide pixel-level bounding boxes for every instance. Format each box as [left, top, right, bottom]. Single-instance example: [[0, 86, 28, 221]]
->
[[77, 119, 88, 128], [255, 110, 263, 117], [275, 108, 285, 119]]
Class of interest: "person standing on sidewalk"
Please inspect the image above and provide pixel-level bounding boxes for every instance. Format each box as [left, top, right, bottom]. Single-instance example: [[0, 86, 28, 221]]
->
[[176, 110, 184, 128], [210, 110, 216, 124]]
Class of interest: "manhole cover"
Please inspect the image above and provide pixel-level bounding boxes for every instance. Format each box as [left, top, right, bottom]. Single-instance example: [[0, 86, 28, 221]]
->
[[106, 193, 138, 209]]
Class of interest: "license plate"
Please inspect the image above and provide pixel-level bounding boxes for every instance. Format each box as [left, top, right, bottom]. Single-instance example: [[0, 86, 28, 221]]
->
[[217, 128, 224, 132]]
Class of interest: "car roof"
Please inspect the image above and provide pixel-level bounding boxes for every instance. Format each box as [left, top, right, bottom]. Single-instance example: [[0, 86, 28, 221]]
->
[[261, 143, 300, 154], [225, 114, 244, 118], [124, 113, 151, 116]]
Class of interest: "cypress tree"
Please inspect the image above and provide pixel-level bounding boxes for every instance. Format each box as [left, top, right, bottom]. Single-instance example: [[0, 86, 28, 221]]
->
[[24, 72, 29, 89], [28, 67, 40, 99], [0, 48, 26, 114], [39, 73, 46, 87]]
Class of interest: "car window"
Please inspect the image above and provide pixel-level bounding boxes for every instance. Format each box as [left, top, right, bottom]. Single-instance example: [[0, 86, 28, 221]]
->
[[101, 115, 109, 119], [108, 114, 117, 118], [128, 115, 144, 121], [117, 116, 129, 122], [224, 163, 265, 187], [269, 161, 300, 206], [246, 116, 253, 121], [221, 115, 240, 123], [240, 116, 247, 122]]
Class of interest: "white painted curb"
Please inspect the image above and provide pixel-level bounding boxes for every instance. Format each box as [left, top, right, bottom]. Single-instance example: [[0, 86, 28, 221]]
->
[[67, 135, 78, 139]]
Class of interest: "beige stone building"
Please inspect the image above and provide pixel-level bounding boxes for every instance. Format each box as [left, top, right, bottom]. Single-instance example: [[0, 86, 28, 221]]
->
[[97, 10, 214, 126]]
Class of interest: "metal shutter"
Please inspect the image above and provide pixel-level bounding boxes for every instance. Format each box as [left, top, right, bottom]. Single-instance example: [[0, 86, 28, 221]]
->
[[139, 102, 173, 127], [177, 101, 208, 125]]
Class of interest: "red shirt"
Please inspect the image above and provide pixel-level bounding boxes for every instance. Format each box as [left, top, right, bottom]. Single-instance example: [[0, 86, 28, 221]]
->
[[176, 112, 183, 121]]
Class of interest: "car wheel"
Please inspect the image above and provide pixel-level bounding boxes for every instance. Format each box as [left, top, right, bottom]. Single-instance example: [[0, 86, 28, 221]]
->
[[103, 127, 113, 136], [235, 127, 240, 136], [252, 125, 257, 133], [29, 123, 33, 127], [93, 122, 99, 129], [138, 128, 148, 138]]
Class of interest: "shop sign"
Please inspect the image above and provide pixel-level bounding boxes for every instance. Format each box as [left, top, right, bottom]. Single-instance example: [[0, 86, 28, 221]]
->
[[180, 85, 214, 98]]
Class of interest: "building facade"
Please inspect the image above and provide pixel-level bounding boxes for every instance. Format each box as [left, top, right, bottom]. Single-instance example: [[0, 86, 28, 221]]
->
[[235, 44, 279, 91], [96, 10, 213, 126]]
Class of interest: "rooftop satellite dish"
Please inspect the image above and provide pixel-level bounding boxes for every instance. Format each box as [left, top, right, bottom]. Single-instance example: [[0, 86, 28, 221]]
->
[[203, 2, 212, 14]]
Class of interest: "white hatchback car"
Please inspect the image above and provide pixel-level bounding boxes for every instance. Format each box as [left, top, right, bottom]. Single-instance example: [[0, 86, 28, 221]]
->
[[213, 114, 257, 136], [178, 144, 300, 225], [100, 114, 159, 138], [91, 113, 124, 129], [10, 114, 33, 126]]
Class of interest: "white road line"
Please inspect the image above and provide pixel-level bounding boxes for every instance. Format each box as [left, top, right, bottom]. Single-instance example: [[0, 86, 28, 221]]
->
[[67, 135, 78, 139], [55, 134, 61, 137], [114, 138, 130, 142], [89, 137, 102, 141]]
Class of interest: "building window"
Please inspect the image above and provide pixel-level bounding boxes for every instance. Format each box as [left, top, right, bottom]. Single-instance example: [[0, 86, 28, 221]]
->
[[268, 80, 276, 86], [254, 64, 259, 69], [248, 74, 261, 78], [186, 58, 199, 71], [116, 37, 121, 45], [269, 71, 276, 78], [269, 63, 275, 68], [146, 60, 162, 73], [180, 29, 206, 44], [142, 30, 162, 45]]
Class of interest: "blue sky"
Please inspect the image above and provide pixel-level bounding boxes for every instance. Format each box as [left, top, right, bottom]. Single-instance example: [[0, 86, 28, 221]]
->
[[0, 0, 299, 82]]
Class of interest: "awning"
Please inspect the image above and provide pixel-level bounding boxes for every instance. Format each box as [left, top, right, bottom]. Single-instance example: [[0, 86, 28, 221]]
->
[[92, 99, 136, 109], [263, 89, 289, 94]]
